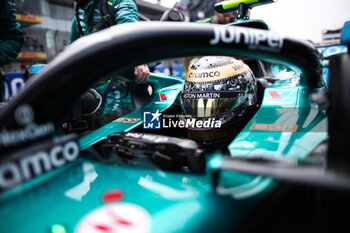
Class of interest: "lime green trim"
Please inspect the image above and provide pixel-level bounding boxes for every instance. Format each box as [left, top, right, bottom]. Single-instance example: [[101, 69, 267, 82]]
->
[[107, 1, 113, 6], [202, 18, 212, 23], [103, 13, 111, 21], [222, 0, 259, 10]]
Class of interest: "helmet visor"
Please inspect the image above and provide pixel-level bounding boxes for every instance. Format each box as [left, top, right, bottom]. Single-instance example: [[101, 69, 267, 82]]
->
[[181, 92, 244, 118]]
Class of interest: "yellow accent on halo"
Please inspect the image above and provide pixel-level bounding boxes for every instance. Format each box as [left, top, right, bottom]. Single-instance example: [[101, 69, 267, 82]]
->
[[222, 0, 259, 10], [185, 63, 249, 83], [107, 1, 113, 5]]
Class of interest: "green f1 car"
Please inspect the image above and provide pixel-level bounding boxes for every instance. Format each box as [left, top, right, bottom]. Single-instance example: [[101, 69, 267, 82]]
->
[[1, 0, 350, 232]]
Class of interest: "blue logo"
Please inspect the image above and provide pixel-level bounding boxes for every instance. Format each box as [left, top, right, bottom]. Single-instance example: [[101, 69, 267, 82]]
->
[[159, 93, 167, 101], [143, 110, 161, 129]]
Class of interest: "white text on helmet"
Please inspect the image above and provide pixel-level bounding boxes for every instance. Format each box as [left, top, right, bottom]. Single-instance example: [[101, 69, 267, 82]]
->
[[188, 71, 221, 79]]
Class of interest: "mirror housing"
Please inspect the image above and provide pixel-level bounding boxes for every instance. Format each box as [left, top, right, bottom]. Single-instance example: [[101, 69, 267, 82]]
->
[[341, 20, 350, 49]]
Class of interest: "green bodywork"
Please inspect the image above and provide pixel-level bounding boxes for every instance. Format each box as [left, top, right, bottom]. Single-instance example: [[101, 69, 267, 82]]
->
[[0, 63, 327, 232], [79, 73, 185, 149], [229, 76, 327, 159], [0, 1, 328, 229]]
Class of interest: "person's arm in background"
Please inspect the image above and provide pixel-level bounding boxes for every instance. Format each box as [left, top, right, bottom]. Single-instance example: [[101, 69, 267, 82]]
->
[[183, 57, 190, 74], [113, 0, 139, 24], [112, 0, 149, 83], [69, 17, 79, 44], [0, 0, 24, 66]]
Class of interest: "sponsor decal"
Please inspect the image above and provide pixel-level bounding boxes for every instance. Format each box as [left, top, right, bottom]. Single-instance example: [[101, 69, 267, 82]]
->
[[0, 136, 79, 190], [155, 93, 172, 104], [2, 72, 25, 100], [185, 62, 249, 83], [188, 71, 221, 79], [113, 118, 140, 123], [143, 110, 162, 129], [183, 92, 221, 99], [159, 93, 168, 101], [210, 26, 283, 52], [75, 203, 151, 233], [267, 90, 281, 100], [15, 105, 34, 125], [182, 91, 243, 99], [125, 132, 169, 143], [266, 89, 296, 102], [250, 123, 298, 132], [0, 105, 55, 147]]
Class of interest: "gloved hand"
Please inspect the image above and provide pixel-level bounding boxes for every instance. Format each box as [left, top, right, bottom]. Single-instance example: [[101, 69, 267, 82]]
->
[[134, 64, 150, 83]]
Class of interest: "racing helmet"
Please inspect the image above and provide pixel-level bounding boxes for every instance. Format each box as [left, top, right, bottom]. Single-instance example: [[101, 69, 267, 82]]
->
[[181, 56, 257, 143]]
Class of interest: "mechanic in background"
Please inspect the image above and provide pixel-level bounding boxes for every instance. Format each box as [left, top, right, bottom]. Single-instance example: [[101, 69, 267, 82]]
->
[[183, 3, 237, 73], [0, 0, 24, 102], [199, 8, 236, 25], [70, 0, 150, 114]]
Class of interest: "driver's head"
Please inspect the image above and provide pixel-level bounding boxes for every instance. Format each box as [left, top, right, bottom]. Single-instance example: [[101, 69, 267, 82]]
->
[[213, 0, 237, 24], [181, 56, 257, 144], [214, 11, 236, 24]]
